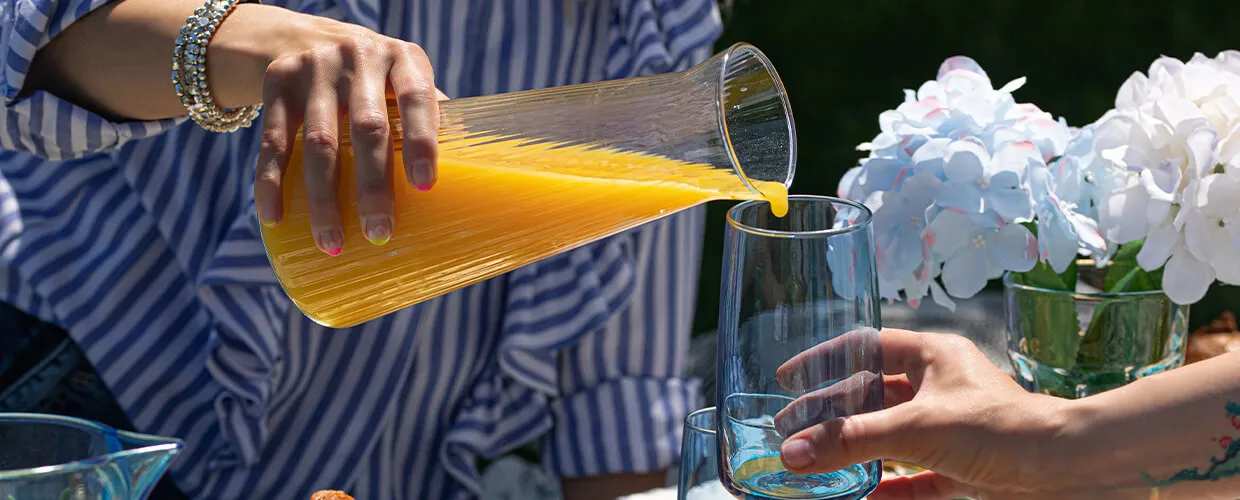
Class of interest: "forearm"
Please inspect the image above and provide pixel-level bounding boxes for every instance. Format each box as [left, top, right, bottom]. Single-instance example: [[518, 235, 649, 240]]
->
[[1059, 351, 1240, 498], [24, 0, 298, 121]]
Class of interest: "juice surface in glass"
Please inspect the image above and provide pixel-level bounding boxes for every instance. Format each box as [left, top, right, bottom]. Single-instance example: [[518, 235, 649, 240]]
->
[[260, 135, 789, 328]]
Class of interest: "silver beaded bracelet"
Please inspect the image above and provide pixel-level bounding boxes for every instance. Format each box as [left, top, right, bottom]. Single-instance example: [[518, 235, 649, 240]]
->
[[172, 0, 262, 133]]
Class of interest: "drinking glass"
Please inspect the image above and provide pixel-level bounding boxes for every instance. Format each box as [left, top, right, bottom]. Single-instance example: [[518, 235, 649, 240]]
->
[[715, 196, 882, 500], [678, 407, 736, 500]]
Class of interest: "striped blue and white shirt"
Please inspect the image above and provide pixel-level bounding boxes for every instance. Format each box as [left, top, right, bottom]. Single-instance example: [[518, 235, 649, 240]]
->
[[0, 0, 722, 498]]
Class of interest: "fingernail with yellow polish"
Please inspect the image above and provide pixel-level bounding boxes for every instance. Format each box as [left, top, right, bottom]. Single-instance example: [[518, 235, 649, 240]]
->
[[363, 215, 393, 245]]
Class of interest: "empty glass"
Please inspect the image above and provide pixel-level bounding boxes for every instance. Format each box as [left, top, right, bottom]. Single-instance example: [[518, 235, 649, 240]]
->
[[679, 407, 735, 500], [715, 196, 883, 500], [0, 413, 182, 500]]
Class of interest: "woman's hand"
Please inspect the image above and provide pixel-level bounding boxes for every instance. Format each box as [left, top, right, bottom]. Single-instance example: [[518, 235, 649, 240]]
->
[[251, 16, 443, 254], [771, 328, 1079, 500]]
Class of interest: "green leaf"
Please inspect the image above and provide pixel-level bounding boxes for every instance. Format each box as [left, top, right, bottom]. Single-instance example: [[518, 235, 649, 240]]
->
[[1104, 241, 1163, 293], [1011, 259, 1079, 292]]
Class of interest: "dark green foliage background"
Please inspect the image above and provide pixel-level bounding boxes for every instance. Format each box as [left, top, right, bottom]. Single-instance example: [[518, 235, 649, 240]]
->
[[692, 0, 1240, 336]]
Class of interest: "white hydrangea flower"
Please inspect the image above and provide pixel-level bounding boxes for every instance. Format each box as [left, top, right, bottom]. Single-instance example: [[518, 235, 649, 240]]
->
[[1092, 51, 1240, 304]]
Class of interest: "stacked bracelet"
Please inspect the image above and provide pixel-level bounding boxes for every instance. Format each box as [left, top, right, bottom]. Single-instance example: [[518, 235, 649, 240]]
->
[[172, 0, 262, 133]]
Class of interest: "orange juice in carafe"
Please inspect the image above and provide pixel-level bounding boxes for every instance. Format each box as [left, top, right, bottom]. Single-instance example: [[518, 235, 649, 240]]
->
[[261, 136, 789, 328], [259, 42, 796, 328]]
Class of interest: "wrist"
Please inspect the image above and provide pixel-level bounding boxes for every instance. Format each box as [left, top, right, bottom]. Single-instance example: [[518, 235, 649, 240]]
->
[[1048, 395, 1160, 497], [205, 3, 302, 109]]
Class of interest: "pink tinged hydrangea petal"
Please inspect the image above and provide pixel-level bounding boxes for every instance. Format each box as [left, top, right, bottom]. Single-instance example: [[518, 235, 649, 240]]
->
[[987, 171, 1034, 222], [903, 171, 943, 200], [936, 182, 985, 214], [1163, 250, 1215, 304], [924, 210, 976, 256], [990, 140, 1041, 175], [838, 166, 864, 199], [939, 70, 993, 95], [1068, 211, 1107, 254], [878, 110, 905, 135], [986, 126, 1025, 152], [954, 94, 998, 128], [942, 248, 989, 298], [1116, 71, 1151, 110], [986, 223, 1037, 272], [1023, 119, 1071, 160], [1040, 212, 1080, 273], [996, 77, 1027, 95], [927, 280, 956, 312], [937, 56, 987, 79], [1136, 223, 1179, 270], [911, 137, 952, 174], [858, 157, 909, 192], [944, 138, 989, 181]]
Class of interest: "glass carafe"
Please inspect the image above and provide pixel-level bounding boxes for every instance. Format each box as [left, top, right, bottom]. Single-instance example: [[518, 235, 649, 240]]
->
[[260, 42, 797, 328], [0, 413, 182, 500]]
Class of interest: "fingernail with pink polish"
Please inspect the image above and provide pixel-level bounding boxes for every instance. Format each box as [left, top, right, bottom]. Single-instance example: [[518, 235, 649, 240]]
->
[[315, 229, 344, 256], [409, 159, 436, 191], [363, 215, 393, 245]]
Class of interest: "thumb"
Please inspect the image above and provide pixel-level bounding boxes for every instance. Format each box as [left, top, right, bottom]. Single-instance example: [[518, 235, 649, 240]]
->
[[778, 405, 923, 475]]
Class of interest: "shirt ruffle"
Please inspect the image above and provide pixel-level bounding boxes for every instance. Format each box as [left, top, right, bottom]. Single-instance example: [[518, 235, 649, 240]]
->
[[195, 203, 284, 469], [441, 234, 637, 494], [436, 0, 722, 492]]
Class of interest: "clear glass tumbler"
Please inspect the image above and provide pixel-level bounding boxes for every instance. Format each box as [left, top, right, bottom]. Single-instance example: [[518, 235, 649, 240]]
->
[[715, 196, 882, 500], [678, 407, 736, 500]]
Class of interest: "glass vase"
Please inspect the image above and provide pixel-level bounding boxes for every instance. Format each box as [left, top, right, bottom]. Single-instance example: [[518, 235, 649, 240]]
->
[[1004, 271, 1189, 399]]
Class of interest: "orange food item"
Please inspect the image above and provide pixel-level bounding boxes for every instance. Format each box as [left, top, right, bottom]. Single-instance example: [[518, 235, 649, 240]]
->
[[1187, 311, 1240, 364], [261, 134, 788, 328], [310, 491, 354, 500]]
